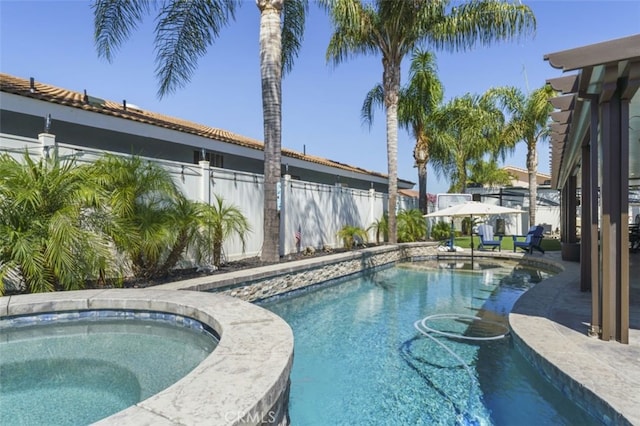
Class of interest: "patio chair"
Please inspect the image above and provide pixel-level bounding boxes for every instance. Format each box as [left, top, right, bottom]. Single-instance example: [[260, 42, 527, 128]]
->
[[630, 214, 640, 252], [512, 225, 545, 254], [477, 224, 502, 251]]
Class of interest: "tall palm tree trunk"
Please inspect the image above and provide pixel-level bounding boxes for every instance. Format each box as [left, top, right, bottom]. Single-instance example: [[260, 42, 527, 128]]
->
[[418, 161, 427, 214], [383, 59, 400, 244], [258, 0, 283, 262], [527, 140, 538, 227]]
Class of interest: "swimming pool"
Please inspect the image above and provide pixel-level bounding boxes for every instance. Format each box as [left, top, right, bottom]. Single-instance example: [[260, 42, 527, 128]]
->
[[0, 311, 217, 425], [261, 260, 598, 425]]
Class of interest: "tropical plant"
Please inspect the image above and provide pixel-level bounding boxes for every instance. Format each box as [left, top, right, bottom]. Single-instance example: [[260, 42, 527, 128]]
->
[[362, 49, 443, 215], [202, 195, 252, 267], [157, 195, 209, 275], [92, 0, 308, 263], [467, 158, 513, 188], [325, 0, 535, 244], [397, 209, 427, 242], [0, 152, 118, 294], [430, 220, 453, 241], [337, 225, 368, 250], [486, 85, 555, 226], [429, 93, 506, 193], [461, 216, 481, 236], [90, 154, 182, 279], [368, 213, 388, 244]]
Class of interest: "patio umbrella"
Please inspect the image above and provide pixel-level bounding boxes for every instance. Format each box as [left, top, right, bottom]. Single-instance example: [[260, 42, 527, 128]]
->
[[424, 201, 524, 262]]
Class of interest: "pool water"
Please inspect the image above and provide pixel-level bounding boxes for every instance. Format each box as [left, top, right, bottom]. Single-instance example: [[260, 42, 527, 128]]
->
[[261, 260, 598, 425], [0, 312, 217, 425]]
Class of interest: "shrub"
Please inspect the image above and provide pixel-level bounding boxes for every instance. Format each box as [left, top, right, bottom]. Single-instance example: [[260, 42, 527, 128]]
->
[[337, 225, 368, 250], [431, 220, 453, 241], [397, 209, 427, 242], [368, 213, 388, 244]]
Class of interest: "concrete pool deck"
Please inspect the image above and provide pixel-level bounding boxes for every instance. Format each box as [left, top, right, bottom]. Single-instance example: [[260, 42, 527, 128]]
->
[[509, 251, 640, 425]]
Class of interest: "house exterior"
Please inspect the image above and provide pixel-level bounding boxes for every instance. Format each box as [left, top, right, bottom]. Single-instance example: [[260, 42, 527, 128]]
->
[[0, 73, 417, 259], [503, 165, 551, 188], [0, 73, 414, 193]]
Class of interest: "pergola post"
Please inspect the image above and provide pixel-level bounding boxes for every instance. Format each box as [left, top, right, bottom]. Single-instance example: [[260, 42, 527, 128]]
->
[[583, 97, 600, 337], [599, 65, 629, 343]]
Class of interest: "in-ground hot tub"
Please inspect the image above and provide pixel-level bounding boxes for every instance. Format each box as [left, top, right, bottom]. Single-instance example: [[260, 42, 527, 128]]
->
[[0, 289, 294, 425]]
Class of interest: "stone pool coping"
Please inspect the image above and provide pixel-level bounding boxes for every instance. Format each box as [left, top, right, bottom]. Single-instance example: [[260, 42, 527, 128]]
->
[[0, 289, 294, 426]]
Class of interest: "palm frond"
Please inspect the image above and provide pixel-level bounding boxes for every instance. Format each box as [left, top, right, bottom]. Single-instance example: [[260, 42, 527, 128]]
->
[[282, 0, 308, 75], [154, 0, 239, 97], [93, 0, 151, 62], [361, 83, 384, 129], [431, 0, 535, 52]]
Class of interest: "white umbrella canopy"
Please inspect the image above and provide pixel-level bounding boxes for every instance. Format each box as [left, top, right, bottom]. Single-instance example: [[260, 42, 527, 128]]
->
[[424, 201, 524, 218], [424, 201, 524, 262]]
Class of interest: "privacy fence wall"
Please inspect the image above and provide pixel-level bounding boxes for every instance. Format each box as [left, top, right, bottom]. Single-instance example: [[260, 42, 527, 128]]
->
[[1, 133, 416, 262]]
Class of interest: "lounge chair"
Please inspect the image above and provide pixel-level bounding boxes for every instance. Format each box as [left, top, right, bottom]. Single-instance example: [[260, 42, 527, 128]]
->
[[477, 224, 502, 251], [512, 225, 545, 254]]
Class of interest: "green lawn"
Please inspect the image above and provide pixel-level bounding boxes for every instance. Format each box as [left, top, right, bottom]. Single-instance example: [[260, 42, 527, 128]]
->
[[445, 235, 561, 252]]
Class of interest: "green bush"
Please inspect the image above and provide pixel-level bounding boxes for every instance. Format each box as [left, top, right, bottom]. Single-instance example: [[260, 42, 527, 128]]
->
[[397, 209, 427, 242], [431, 220, 453, 241], [338, 225, 368, 250], [368, 213, 388, 244]]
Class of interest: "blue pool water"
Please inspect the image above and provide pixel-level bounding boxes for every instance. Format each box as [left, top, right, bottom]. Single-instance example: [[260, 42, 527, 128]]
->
[[0, 311, 217, 425], [261, 260, 598, 425]]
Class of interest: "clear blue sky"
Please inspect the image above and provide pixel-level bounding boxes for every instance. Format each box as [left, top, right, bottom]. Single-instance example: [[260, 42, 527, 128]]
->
[[1, 1, 639, 194]]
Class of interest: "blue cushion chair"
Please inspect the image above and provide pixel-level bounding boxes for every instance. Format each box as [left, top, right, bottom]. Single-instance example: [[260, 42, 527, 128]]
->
[[477, 224, 502, 251], [512, 225, 545, 254]]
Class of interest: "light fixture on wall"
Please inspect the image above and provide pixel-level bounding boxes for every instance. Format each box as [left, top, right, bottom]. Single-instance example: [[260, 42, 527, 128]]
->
[[44, 114, 52, 133]]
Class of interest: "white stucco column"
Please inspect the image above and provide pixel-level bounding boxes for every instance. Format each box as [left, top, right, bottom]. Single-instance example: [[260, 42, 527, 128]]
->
[[280, 174, 291, 256], [38, 132, 56, 159], [369, 187, 376, 241], [199, 160, 211, 204]]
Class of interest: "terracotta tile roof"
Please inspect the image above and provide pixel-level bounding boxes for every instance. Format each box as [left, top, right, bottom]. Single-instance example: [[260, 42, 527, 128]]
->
[[503, 165, 551, 179], [1, 73, 411, 184]]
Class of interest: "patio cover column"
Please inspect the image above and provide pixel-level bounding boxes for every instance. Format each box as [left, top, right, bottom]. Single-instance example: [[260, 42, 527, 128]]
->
[[582, 97, 600, 337], [600, 64, 630, 343], [567, 175, 578, 244], [559, 176, 577, 246], [580, 98, 601, 338]]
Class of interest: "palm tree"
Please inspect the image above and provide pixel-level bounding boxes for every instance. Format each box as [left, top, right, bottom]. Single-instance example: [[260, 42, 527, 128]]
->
[[90, 154, 181, 279], [0, 152, 117, 294], [92, 0, 308, 263], [397, 209, 428, 242], [467, 158, 513, 188], [430, 93, 506, 193], [203, 195, 252, 267], [487, 85, 555, 227], [324, 0, 535, 243], [337, 225, 368, 250], [362, 49, 443, 215], [367, 212, 388, 244]]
